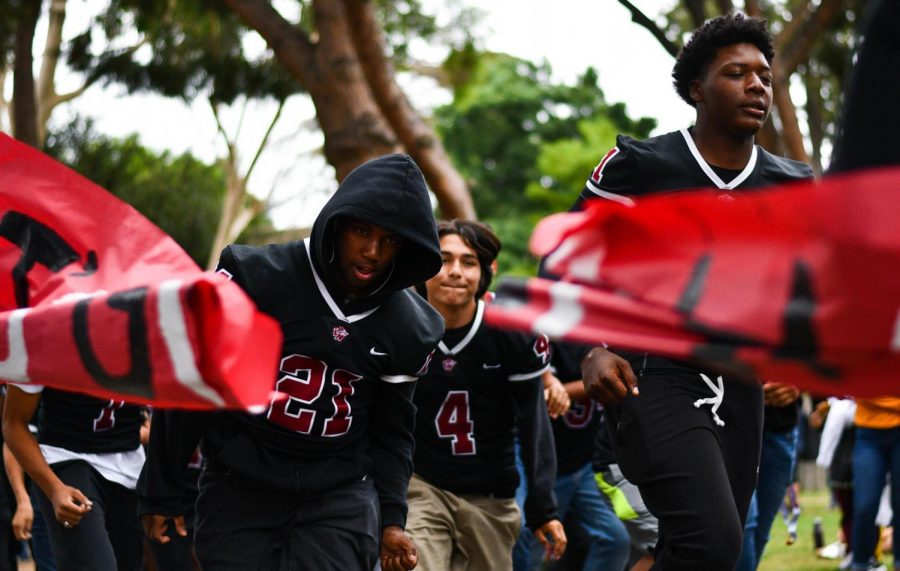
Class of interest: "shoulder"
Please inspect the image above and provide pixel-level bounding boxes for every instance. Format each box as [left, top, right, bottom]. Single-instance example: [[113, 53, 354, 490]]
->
[[755, 147, 815, 182], [218, 242, 308, 302], [378, 289, 445, 374], [583, 131, 689, 201]]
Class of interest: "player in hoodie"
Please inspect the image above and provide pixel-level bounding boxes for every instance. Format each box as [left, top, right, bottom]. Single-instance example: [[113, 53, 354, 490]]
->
[[138, 154, 445, 571]]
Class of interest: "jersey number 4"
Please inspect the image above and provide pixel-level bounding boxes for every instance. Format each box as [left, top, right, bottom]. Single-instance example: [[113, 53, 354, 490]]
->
[[435, 391, 476, 455], [267, 354, 361, 437]]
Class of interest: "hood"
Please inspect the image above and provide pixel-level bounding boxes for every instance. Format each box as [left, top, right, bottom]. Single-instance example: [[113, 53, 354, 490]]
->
[[310, 153, 442, 298]]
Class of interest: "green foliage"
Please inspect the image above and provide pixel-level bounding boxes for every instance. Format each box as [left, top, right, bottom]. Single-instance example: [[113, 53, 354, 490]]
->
[[44, 118, 227, 265], [436, 52, 655, 277], [67, 0, 299, 103]]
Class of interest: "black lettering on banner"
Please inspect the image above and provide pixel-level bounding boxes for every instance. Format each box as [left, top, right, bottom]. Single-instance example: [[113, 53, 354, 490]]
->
[[0, 211, 97, 307], [73, 287, 154, 397]]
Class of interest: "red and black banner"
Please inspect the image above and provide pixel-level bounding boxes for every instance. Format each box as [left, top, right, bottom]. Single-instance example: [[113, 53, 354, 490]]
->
[[0, 134, 282, 409], [487, 168, 900, 397]]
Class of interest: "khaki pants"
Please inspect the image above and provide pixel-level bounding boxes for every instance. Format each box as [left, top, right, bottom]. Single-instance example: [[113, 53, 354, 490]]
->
[[406, 474, 521, 571]]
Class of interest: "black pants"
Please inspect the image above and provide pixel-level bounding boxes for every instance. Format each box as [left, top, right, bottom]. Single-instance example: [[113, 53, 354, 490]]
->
[[607, 372, 763, 570], [35, 461, 143, 571], [194, 464, 380, 570]]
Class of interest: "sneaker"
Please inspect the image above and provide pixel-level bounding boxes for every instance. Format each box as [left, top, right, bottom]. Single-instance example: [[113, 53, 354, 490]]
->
[[819, 541, 847, 559], [838, 553, 853, 570]]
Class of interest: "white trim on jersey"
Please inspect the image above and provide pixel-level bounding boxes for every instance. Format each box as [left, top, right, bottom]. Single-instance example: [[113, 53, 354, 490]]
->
[[679, 128, 758, 189], [380, 374, 417, 384], [303, 238, 380, 323], [582, 183, 637, 206], [438, 300, 485, 356], [508, 363, 550, 382]]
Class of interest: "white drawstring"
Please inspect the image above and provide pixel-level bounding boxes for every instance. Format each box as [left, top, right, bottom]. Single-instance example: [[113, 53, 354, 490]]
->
[[693, 373, 725, 427]]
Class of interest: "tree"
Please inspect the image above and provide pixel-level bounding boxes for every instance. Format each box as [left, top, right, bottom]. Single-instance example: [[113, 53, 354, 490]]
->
[[435, 53, 655, 276], [218, 0, 475, 219], [43, 119, 263, 266]]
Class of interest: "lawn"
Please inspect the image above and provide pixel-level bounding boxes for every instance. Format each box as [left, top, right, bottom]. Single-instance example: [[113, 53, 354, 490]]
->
[[759, 488, 895, 571]]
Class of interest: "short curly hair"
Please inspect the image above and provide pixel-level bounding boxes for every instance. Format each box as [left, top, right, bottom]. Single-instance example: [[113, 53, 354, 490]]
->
[[672, 12, 775, 107]]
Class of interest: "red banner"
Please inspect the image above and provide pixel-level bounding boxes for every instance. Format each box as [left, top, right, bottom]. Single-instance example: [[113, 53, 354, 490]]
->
[[487, 168, 900, 397], [0, 134, 282, 409]]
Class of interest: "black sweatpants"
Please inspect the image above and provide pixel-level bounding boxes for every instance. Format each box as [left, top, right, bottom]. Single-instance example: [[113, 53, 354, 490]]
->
[[35, 460, 143, 571], [607, 371, 763, 571], [193, 463, 380, 570]]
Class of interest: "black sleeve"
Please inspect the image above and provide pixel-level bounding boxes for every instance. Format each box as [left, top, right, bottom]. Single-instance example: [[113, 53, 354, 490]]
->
[[512, 378, 559, 530], [829, 0, 900, 173], [137, 409, 211, 516], [369, 379, 418, 529]]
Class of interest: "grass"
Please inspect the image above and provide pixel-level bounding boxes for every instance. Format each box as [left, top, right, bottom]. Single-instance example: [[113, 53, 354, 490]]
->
[[759, 488, 895, 571]]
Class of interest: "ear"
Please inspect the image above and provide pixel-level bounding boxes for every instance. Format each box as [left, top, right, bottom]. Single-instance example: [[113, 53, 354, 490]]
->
[[689, 79, 703, 104]]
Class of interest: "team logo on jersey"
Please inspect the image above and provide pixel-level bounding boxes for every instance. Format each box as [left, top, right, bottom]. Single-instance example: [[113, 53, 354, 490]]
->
[[442, 357, 457, 372], [332, 326, 349, 342]]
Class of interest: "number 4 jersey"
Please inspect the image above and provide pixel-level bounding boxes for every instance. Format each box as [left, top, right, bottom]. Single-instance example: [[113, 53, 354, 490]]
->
[[412, 300, 559, 528]]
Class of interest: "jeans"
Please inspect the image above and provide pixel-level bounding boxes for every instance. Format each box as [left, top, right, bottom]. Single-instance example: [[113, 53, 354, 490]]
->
[[736, 426, 798, 571], [850, 427, 900, 570], [514, 461, 630, 571]]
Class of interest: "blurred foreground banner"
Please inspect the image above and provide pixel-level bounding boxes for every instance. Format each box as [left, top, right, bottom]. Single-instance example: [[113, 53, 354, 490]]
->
[[0, 134, 281, 409], [487, 168, 900, 397]]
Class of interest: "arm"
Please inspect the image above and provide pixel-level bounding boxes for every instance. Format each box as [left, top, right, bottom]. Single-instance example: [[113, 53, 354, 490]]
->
[[138, 408, 210, 544], [542, 371, 571, 419], [581, 347, 639, 406], [370, 380, 419, 570], [2, 385, 92, 528], [3, 443, 33, 540], [511, 378, 566, 560]]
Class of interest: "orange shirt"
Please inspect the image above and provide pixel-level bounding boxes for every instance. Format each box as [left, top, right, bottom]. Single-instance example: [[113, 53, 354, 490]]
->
[[855, 397, 900, 429]]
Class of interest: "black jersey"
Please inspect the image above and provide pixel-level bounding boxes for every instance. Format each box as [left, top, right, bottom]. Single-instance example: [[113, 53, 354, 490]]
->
[[139, 153, 445, 529], [546, 341, 603, 475], [38, 389, 142, 454], [577, 129, 814, 374], [412, 301, 559, 529]]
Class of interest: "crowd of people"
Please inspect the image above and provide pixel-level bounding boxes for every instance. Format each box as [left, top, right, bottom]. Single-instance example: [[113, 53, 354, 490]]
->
[[0, 4, 898, 571]]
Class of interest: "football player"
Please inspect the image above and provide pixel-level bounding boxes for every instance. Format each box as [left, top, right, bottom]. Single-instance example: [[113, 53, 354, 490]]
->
[[138, 154, 445, 571], [407, 219, 565, 570], [576, 13, 813, 570]]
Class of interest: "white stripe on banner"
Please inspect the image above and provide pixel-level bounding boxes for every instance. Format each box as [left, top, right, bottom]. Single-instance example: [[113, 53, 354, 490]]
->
[[534, 282, 584, 338], [892, 308, 900, 352], [0, 309, 30, 382], [158, 280, 225, 407]]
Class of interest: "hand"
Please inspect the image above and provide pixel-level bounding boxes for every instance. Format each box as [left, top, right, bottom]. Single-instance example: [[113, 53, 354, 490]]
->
[[50, 484, 92, 529], [11, 501, 34, 541], [808, 400, 830, 430], [581, 347, 638, 406], [533, 519, 567, 561], [762, 383, 800, 407], [543, 374, 571, 419], [380, 525, 418, 570], [142, 514, 187, 544]]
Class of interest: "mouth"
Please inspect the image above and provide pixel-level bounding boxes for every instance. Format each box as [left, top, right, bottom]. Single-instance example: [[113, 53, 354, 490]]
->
[[352, 265, 376, 281], [741, 101, 768, 118]]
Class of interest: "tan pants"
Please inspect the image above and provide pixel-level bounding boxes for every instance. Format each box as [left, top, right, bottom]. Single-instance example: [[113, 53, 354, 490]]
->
[[406, 474, 521, 571]]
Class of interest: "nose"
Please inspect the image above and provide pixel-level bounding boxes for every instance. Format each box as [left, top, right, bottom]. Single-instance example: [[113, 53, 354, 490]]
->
[[747, 73, 766, 93], [446, 259, 462, 277], [361, 237, 382, 260]]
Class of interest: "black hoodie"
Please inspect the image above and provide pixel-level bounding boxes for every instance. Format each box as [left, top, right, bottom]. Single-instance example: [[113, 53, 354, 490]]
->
[[139, 154, 445, 529]]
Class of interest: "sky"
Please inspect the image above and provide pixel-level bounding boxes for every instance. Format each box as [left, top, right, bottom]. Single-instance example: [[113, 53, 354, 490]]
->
[[27, 0, 695, 229]]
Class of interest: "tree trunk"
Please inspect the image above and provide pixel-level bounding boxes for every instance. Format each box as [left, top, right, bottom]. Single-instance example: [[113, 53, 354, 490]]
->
[[222, 0, 399, 179], [35, 0, 66, 147], [12, 0, 41, 147], [343, 0, 475, 219], [772, 68, 809, 164]]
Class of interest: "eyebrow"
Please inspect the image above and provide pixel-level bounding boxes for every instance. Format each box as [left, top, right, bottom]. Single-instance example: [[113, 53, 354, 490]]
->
[[725, 62, 772, 72]]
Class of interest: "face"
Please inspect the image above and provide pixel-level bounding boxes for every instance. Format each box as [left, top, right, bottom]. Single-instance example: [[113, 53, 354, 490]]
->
[[690, 42, 773, 136], [334, 218, 404, 295], [425, 233, 481, 311]]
